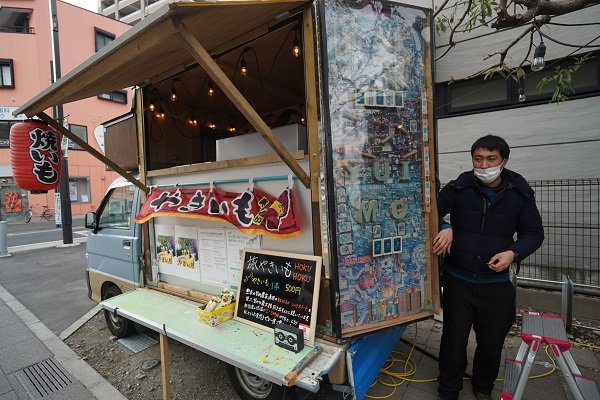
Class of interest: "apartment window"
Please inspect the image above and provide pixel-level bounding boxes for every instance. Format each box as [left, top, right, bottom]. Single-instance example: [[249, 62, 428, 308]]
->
[[0, 8, 33, 34], [69, 177, 90, 203], [95, 28, 115, 52], [1, 60, 15, 88], [436, 50, 600, 118], [68, 124, 87, 150], [98, 90, 127, 104]]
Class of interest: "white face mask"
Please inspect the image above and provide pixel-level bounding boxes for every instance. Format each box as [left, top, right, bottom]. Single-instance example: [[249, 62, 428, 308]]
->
[[474, 165, 503, 184]]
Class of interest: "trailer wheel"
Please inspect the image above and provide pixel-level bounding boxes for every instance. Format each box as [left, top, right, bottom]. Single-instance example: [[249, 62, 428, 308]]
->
[[226, 364, 295, 400], [103, 285, 136, 338]]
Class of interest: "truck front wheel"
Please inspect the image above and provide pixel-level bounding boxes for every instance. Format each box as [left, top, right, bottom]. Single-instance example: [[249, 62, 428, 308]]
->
[[226, 364, 295, 400], [102, 285, 135, 338]]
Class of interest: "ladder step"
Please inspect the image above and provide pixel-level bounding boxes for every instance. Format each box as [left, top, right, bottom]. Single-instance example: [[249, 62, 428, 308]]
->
[[521, 312, 570, 350], [576, 375, 600, 400], [501, 359, 522, 400]]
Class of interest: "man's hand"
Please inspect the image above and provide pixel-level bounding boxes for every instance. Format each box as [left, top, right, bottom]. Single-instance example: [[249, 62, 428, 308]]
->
[[487, 250, 515, 272], [433, 228, 453, 255]]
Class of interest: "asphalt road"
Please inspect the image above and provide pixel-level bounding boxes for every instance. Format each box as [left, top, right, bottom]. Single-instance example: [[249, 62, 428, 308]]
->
[[6, 217, 88, 249], [0, 230, 95, 337]]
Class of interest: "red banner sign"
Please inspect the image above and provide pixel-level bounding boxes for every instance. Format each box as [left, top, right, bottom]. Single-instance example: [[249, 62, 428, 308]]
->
[[135, 186, 301, 238]]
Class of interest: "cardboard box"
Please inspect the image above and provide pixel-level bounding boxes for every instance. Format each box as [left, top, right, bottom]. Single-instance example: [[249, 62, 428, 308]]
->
[[197, 302, 235, 327]]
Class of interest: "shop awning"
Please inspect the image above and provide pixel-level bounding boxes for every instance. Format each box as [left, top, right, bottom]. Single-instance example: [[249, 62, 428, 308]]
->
[[15, 0, 309, 117]]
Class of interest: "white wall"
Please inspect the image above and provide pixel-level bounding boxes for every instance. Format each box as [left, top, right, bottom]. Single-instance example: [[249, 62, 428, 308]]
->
[[437, 96, 600, 183]]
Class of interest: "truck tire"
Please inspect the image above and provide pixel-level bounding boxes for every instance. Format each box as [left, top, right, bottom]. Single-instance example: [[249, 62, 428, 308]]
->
[[102, 285, 136, 338], [226, 364, 296, 400]]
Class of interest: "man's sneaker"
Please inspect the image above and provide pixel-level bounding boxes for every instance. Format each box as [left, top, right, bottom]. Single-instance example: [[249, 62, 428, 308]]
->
[[473, 391, 492, 400]]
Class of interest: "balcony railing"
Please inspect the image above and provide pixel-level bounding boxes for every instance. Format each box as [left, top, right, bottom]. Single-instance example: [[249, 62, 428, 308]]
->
[[0, 25, 35, 34]]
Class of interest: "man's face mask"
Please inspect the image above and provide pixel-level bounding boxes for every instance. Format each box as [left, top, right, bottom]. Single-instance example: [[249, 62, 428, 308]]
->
[[474, 164, 503, 184]]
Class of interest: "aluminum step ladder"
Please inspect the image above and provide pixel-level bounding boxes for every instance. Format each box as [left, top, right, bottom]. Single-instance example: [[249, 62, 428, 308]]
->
[[501, 312, 600, 400]]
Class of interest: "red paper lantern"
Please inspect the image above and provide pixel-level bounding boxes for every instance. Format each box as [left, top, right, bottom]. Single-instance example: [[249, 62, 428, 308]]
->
[[9, 120, 62, 194]]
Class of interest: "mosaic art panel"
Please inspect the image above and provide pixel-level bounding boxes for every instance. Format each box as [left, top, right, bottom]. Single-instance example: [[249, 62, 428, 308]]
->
[[324, 0, 432, 330]]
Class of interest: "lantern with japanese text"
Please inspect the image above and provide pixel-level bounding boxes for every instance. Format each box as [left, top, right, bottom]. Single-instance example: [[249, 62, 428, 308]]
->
[[9, 120, 62, 194]]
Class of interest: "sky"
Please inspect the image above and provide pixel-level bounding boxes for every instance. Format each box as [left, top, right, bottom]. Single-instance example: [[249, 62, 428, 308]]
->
[[62, 0, 98, 12]]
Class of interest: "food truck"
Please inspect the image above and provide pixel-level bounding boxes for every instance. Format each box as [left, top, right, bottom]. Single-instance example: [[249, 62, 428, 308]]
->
[[13, 0, 440, 398]]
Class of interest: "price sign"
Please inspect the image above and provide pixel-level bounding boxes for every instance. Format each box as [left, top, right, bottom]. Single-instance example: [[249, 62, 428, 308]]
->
[[234, 249, 322, 346]]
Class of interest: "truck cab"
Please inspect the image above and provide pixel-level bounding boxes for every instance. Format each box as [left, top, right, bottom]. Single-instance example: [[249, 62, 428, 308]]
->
[[85, 177, 141, 337]]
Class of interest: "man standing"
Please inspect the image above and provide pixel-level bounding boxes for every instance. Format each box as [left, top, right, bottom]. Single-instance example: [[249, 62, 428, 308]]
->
[[433, 135, 544, 400]]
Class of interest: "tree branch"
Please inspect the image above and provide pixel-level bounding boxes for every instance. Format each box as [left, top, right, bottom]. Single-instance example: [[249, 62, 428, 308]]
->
[[435, 0, 474, 61], [493, 0, 599, 28]]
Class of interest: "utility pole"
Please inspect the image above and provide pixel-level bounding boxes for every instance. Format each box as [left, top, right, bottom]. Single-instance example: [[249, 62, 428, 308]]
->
[[49, 0, 73, 244]]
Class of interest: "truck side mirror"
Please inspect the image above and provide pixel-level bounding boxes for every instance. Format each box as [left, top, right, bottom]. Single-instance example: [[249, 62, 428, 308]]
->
[[85, 212, 97, 231]]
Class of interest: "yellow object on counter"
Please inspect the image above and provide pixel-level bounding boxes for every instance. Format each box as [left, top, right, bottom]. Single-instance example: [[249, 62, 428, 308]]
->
[[197, 302, 235, 327]]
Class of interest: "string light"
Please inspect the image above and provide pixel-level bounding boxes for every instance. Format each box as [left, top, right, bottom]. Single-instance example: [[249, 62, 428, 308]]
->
[[207, 80, 214, 96], [532, 41, 546, 72], [531, 20, 546, 72], [292, 30, 301, 58], [170, 80, 178, 101], [187, 114, 198, 127], [148, 102, 156, 112], [518, 79, 526, 102], [240, 55, 248, 76]]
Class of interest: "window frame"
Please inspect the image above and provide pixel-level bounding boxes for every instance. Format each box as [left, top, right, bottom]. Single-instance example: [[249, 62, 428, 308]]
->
[[67, 123, 88, 150], [98, 90, 128, 104], [0, 59, 15, 88], [95, 27, 116, 52]]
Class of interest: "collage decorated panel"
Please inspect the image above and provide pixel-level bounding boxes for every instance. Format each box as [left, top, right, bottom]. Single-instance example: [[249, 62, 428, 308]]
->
[[324, 0, 433, 330]]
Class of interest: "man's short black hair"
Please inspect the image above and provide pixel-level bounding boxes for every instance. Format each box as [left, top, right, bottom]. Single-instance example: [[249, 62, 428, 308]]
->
[[471, 135, 510, 159]]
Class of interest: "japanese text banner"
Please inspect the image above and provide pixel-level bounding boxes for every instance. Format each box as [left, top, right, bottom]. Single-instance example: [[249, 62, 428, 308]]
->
[[135, 186, 301, 238]]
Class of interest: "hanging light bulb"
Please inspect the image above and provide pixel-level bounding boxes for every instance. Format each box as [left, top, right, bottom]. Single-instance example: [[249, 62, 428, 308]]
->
[[188, 114, 198, 127], [532, 41, 546, 72], [148, 102, 156, 112], [240, 55, 248, 76], [207, 80, 214, 96], [155, 107, 166, 120], [518, 79, 526, 102], [300, 113, 305, 125], [170, 80, 178, 101], [292, 30, 301, 58]]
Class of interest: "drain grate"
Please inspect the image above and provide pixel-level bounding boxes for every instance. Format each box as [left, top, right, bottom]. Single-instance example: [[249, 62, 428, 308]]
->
[[117, 332, 158, 353], [15, 358, 74, 399]]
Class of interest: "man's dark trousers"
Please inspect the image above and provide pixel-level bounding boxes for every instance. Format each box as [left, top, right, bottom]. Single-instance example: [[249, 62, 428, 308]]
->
[[438, 273, 516, 399]]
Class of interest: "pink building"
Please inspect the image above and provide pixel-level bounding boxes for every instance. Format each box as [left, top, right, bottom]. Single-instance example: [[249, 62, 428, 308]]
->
[[0, 0, 130, 221]]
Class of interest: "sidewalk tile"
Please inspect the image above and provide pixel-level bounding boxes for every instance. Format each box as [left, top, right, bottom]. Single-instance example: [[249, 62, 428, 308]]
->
[[0, 324, 35, 349], [0, 337, 52, 374]]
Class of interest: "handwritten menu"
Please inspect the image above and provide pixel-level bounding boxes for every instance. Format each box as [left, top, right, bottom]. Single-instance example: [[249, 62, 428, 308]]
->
[[234, 249, 322, 346]]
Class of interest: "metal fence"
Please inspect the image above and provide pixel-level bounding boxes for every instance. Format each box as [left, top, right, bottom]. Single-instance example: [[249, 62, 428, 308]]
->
[[520, 178, 600, 294]]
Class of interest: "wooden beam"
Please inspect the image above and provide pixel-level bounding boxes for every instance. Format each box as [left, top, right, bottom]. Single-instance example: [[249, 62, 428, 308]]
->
[[159, 333, 171, 400], [37, 112, 149, 194], [135, 89, 153, 284], [302, 7, 323, 258], [171, 16, 311, 189]]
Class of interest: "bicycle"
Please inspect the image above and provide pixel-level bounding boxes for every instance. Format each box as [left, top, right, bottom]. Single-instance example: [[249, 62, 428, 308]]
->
[[24, 205, 55, 223]]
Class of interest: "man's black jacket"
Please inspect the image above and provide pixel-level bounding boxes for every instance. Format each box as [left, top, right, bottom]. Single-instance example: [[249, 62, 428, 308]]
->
[[438, 168, 544, 278]]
